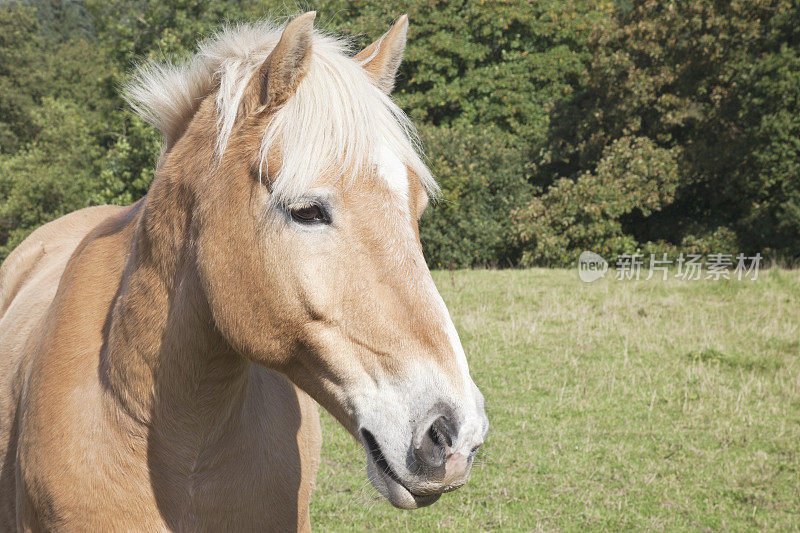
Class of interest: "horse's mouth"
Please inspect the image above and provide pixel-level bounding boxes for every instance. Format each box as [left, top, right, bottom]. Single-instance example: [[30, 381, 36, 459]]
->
[[360, 429, 441, 509]]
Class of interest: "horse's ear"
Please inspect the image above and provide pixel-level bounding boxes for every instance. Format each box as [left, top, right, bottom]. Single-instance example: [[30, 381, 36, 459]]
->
[[245, 11, 316, 114], [354, 15, 409, 94]]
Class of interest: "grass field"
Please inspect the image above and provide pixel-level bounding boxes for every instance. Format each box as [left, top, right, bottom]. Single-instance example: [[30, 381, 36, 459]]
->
[[309, 268, 800, 531]]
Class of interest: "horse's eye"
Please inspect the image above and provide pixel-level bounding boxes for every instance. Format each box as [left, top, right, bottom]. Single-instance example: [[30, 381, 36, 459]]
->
[[290, 204, 329, 224]]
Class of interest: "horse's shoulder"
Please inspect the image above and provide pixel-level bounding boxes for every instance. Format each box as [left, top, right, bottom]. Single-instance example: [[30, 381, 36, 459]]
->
[[0, 203, 138, 526], [0, 204, 129, 319]]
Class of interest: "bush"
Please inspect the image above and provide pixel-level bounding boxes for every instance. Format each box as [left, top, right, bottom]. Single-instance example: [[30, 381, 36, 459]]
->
[[529, 0, 800, 265], [0, 98, 105, 257], [734, 43, 800, 258], [513, 137, 679, 266], [419, 123, 533, 268]]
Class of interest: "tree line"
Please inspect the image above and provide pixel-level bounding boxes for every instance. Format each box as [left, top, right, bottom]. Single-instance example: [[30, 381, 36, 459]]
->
[[1, 0, 798, 267]]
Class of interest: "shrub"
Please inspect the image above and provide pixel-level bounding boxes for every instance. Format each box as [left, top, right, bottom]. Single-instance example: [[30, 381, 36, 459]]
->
[[514, 137, 679, 266], [419, 123, 533, 268], [0, 98, 105, 257]]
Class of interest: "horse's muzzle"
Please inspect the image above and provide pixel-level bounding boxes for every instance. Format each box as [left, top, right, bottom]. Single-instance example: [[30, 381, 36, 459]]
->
[[411, 409, 487, 492]]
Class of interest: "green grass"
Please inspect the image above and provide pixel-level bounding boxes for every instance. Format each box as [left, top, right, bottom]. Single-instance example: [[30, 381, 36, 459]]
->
[[310, 268, 800, 531]]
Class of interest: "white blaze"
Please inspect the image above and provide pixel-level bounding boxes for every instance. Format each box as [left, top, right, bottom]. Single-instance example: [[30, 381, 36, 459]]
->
[[375, 143, 487, 455], [376, 143, 409, 201]]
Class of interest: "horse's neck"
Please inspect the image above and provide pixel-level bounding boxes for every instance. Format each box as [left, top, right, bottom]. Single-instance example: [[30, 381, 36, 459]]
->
[[102, 181, 251, 438]]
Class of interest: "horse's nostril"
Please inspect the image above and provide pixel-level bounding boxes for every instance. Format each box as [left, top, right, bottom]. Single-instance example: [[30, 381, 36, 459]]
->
[[430, 415, 454, 448], [427, 419, 448, 450], [414, 415, 458, 470], [427, 424, 442, 448]]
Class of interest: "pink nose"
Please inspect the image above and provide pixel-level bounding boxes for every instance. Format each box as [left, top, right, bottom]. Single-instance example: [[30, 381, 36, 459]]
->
[[443, 452, 470, 484], [412, 414, 483, 484]]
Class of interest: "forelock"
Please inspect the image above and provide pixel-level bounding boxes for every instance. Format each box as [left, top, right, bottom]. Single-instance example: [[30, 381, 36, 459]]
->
[[123, 19, 438, 202]]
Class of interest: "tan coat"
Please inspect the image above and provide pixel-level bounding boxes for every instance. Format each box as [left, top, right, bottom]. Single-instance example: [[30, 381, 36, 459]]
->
[[0, 203, 320, 531], [0, 12, 488, 531]]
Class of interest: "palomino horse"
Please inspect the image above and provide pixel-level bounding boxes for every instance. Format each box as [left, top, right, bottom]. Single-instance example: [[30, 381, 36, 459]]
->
[[0, 12, 488, 531]]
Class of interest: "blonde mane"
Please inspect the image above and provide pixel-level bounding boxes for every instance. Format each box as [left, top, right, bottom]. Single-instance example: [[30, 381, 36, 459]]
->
[[124, 19, 438, 201]]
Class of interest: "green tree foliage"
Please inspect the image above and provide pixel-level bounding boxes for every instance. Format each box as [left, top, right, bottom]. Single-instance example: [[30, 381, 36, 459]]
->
[[514, 136, 679, 266], [0, 0, 798, 266], [27, 0, 94, 42], [532, 0, 800, 263], [735, 34, 800, 256], [85, 0, 253, 66], [0, 98, 104, 256], [419, 123, 532, 268], [0, 1, 125, 257], [0, 4, 44, 154]]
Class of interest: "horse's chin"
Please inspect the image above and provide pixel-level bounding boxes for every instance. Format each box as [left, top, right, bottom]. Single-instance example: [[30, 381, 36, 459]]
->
[[364, 452, 441, 509]]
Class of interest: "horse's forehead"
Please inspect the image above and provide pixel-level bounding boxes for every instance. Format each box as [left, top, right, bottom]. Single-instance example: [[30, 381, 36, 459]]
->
[[375, 144, 409, 201], [308, 144, 415, 211]]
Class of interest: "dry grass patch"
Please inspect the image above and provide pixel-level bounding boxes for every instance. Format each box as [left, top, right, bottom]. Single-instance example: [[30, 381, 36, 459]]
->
[[311, 268, 800, 531]]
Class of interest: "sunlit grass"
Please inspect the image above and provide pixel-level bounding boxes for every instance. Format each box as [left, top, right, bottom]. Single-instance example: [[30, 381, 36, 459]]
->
[[310, 268, 800, 531]]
